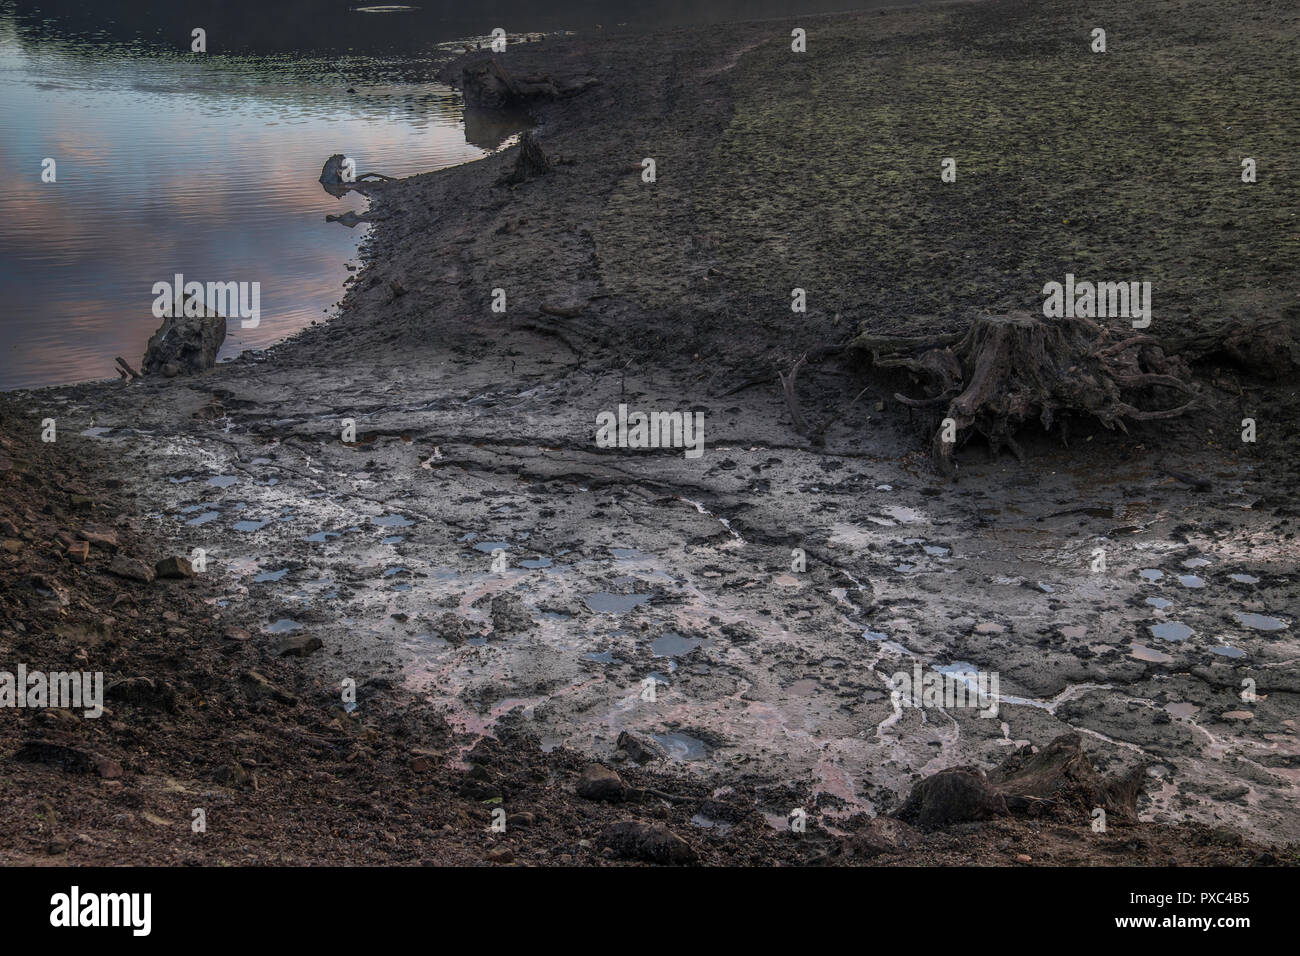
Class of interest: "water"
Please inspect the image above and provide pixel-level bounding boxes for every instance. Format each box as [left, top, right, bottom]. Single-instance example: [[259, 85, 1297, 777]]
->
[[1, 0, 908, 391], [0, 5, 519, 390], [1150, 621, 1194, 642]]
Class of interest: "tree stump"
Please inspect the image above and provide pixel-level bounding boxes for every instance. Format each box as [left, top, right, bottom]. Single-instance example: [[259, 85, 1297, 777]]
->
[[497, 131, 552, 186], [855, 312, 1198, 477]]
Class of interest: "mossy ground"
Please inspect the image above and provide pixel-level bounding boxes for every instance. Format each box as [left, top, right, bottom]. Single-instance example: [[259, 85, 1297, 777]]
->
[[608, 0, 1300, 350]]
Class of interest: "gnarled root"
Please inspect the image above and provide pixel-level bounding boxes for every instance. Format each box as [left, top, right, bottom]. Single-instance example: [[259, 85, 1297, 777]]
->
[[856, 312, 1199, 478]]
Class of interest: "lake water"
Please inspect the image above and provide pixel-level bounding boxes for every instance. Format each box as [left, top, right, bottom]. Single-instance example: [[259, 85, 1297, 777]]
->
[[0, 0, 904, 391]]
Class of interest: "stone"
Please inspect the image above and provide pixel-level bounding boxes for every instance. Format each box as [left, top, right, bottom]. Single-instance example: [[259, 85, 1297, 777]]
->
[[616, 730, 667, 764], [894, 766, 1008, 829], [78, 529, 118, 551], [277, 634, 323, 657], [107, 556, 155, 584], [14, 738, 123, 779], [155, 555, 194, 579], [65, 541, 89, 563], [576, 764, 626, 802], [598, 821, 697, 864]]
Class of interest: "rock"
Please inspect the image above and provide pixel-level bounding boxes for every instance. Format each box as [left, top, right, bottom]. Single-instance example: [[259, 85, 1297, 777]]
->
[[105, 677, 179, 713], [224, 627, 252, 642], [14, 737, 124, 779], [155, 555, 194, 579], [141, 306, 226, 376], [319, 154, 351, 186], [65, 541, 89, 563], [30, 574, 70, 606], [598, 821, 697, 864], [78, 529, 118, 551], [1016, 853, 1033, 863], [277, 634, 323, 657], [894, 766, 1008, 829], [107, 556, 155, 584], [213, 763, 250, 788], [410, 754, 434, 772], [616, 730, 667, 764], [576, 764, 626, 802], [239, 670, 297, 705], [3, 538, 23, 554], [486, 847, 514, 864], [507, 811, 535, 828]]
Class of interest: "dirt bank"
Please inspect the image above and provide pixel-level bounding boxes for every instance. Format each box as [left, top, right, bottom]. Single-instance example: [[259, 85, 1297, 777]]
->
[[2, 0, 1298, 865]]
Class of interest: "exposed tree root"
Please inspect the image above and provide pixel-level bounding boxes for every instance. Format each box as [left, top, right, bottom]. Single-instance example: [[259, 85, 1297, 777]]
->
[[853, 312, 1199, 478]]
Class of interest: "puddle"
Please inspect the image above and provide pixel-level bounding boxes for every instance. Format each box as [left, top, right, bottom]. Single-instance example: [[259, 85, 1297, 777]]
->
[[1233, 611, 1287, 631], [923, 544, 950, 557], [382, 535, 404, 545], [1182, 557, 1211, 568], [304, 530, 342, 543], [383, 566, 410, 577], [472, 541, 511, 553], [253, 568, 289, 583], [520, 556, 553, 569], [1145, 597, 1172, 610], [1177, 574, 1205, 588], [371, 514, 415, 528], [583, 649, 616, 663], [690, 813, 732, 834], [584, 592, 650, 614], [233, 518, 271, 532], [653, 732, 708, 761], [1131, 643, 1175, 663], [1229, 573, 1259, 585], [185, 511, 221, 526], [1139, 569, 1163, 581], [651, 632, 705, 657], [610, 548, 647, 561], [266, 618, 302, 634], [1211, 645, 1246, 659], [207, 475, 239, 488], [1149, 621, 1194, 642]]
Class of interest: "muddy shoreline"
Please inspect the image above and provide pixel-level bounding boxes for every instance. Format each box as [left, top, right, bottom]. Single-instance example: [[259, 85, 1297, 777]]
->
[[2, 0, 1298, 865]]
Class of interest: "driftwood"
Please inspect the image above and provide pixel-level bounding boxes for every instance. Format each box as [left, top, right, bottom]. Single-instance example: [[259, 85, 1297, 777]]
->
[[114, 356, 141, 381], [856, 312, 1198, 477]]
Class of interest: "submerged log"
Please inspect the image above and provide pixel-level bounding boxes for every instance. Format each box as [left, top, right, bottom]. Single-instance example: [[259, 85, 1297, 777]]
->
[[855, 312, 1198, 477]]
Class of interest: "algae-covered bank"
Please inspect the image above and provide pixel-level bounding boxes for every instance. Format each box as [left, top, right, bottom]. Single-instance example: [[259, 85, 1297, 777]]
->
[[2, 0, 1298, 867]]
